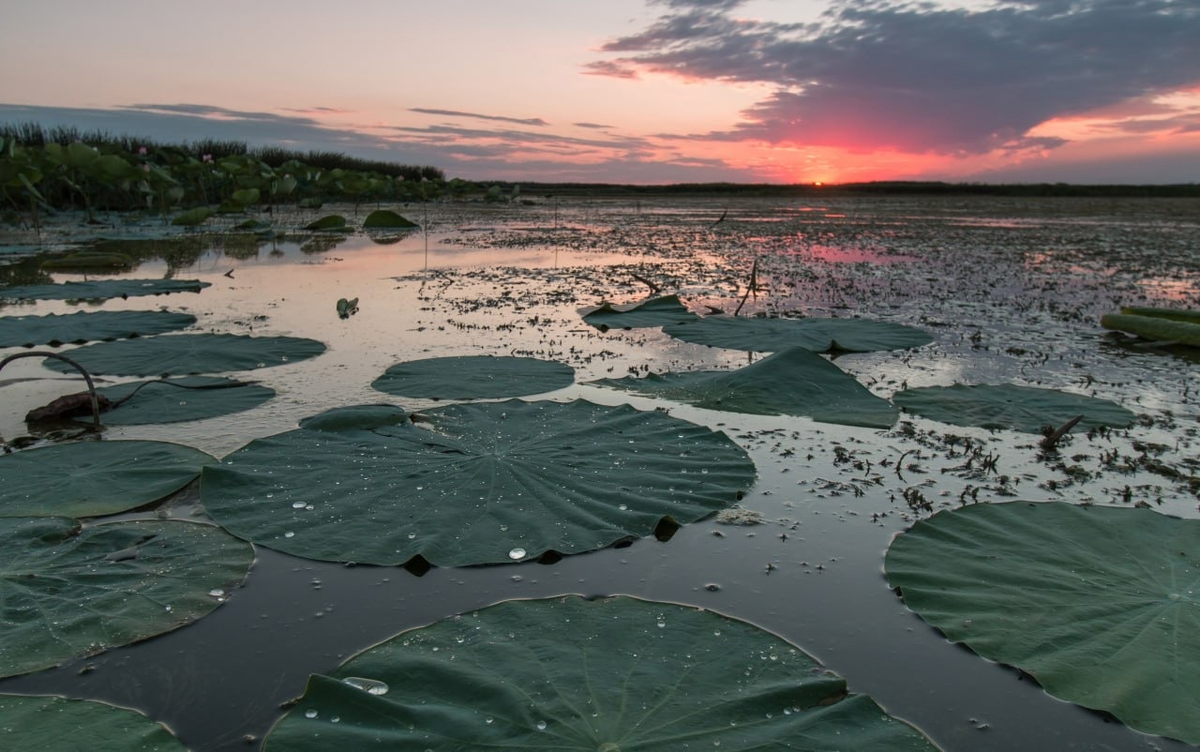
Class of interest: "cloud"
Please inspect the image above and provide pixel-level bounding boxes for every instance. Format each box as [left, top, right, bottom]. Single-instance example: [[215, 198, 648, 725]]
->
[[590, 0, 1200, 155], [409, 108, 550, 127]]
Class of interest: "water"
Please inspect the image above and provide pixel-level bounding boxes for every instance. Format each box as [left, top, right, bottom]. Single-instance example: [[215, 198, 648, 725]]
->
[[1, 195, 1197, 751]]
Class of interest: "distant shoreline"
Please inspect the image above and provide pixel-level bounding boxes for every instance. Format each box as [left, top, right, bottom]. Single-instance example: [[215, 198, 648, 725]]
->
[[478, 181, 1200, 199]]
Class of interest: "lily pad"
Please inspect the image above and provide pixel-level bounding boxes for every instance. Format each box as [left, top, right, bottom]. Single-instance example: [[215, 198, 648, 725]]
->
[[1101, 313, 1200, 347], [0, 695, 185, 751], [0, 310, 196, 348], [75, 376, 276, 426], [580, 294, 699, 330], [0, 517, 252, 679], [304, 215, 347, 231], [891, 383, 1135, 433], [885, 501, 1200, 744], [589, 347, 898, 428], [371, 356, 574, 400], [263, 596, 936, 751], [0, 440, 214, 518], [362, 209, 418, 228], [664, 315, 934, 353], [0, 279, 210, 302], [201, 400, 756, 566], [43, 333, 326, 376]]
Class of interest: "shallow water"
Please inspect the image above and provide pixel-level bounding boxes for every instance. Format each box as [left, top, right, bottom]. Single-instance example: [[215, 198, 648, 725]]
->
[[1, 195, 1198, 750]]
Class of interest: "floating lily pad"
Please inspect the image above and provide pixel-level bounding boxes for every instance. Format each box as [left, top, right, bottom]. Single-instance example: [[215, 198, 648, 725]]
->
[[371, 356, 574, 400], [74, 376, 276, 426], [580, 294, 699, 330], [0, 440, 214, 518], [0, 310, 196, 348], [589, 347, 897, 428], [1101, 313, 1200, 347], [201, 400, 755, 566], [0, 517, 252, 679], [304, 215, 347, 231], [263, 595, 936, 751], [0, 695, 186, 751], [891, 383, 1135, 433], [0, 279, 210, 302], [885, 502, 1200, 744], [43, 333, 326, 376], [664, 315, 933, 353]]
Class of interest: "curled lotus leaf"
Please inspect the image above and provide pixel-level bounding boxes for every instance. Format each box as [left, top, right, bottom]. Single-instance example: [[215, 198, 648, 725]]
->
[[0, 694, 186, 751], [200, 400, 756, 566], [664, 315, 933, 353], [589, 346, 897, 428], [885, 501, 1200, 744], [891, 383, 1135, 433], [0, 517, 253, 679], [371, 356, 574, 400], [580, 294, 699, 330], [43, 333, 326, 376], [263, 595, 937, 751]]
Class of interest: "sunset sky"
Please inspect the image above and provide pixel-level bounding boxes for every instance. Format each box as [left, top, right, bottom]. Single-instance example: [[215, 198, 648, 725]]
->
[[2, 0, 1197, 184]]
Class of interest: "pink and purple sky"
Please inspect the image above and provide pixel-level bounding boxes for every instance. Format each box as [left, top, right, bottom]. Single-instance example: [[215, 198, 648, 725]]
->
[[2, 0, 1197, 184]]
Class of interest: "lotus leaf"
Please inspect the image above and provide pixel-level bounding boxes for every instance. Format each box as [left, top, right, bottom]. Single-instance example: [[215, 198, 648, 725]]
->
[[304, 215, 347, 231], [1119, 306, 1200, 324], [43, 333, 326, 376], [74, 376, 275, 426], [201, 400, 755, 566], [0, 695, 185, 751], [362, 209, 418, 228], [170, 207, 214, 227], [0, 440, 214, 518], [1101, 313, 1200, 347], [580, 294, 699, 330], [885, 501, 1200, 744], [891, 383, 1135, 433], [298, 404, 410, 433], [663, 315, 934, 353], [0, 280, 210, 302], [0, 310, 196, 348], [0, 517, 252, 679], [371, 356, 574, 400], [263, 595, 936, 751], [589, 347, 898, 428]]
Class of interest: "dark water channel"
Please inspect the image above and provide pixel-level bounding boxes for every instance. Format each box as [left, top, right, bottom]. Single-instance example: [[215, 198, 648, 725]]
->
[[1, 195, 1198, 750]]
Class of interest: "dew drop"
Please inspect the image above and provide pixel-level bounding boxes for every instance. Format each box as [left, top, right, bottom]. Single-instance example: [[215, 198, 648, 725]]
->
[[284, 531, 295, 538], [342, 677, 390, 696], [536, 720, 548, 731], [292, 501, 306, 509], [304, 709, 318, 719], [508, 548, 527, 560], [485, 717, 494, 725]]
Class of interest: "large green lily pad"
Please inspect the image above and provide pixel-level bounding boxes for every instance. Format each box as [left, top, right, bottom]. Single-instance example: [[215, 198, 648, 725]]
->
[[0, 310, 196, 348], [0, 440, 214, 518], [371, 356, 574, 400], [0, 695, 185, 751], [43, 333, 326, 376], [891, 383, 1135, 432], [589, 346, 898, 428], [201, 400, 756, 566], [264, 596, 936, 750], [664, 315, 933, 353], [580, 294, 699, 330], [885, 502, 1200, 744], [0, 517, 253, 679], [0, 279, 210, 302], [75, 376, 276, 426]]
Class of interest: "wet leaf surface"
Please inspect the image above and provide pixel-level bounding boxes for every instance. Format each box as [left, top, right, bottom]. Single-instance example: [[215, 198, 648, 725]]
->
[[664, 315, 934, 353], [0, 310, 196, 348], [371, 355, 574, 400], [891, 383, 1136, 433], [41, 333, 326, 376], [0, 694, 185, 751], [264, 595, 937, 751], [201, 400, 755, 566]]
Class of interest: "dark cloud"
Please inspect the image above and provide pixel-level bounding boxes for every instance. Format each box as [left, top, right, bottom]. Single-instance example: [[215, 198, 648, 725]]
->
[[573, 122, 615, 129], [591, 0, 1200, 154], [409, 108, 549, 127]]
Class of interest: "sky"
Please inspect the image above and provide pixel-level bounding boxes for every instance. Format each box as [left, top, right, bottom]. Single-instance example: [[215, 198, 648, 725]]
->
[[1, 0, 1197, 185]]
